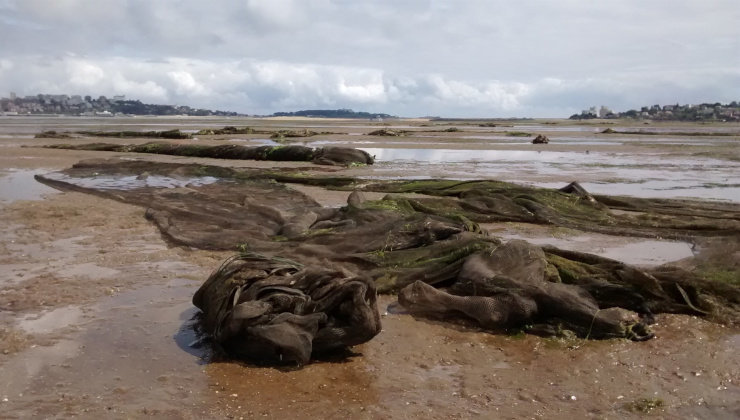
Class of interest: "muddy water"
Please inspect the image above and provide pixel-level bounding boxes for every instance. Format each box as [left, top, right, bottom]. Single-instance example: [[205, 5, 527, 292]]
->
[[1, 117, 739, 418], [0, 169, 60, 202], [358, 148, 740, 202], [41, 172, 223, 191], [487, 223, 695, 267]]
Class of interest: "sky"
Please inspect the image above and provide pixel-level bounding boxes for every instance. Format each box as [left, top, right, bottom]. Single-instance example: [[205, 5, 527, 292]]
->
[[0, 0, 738, 117]]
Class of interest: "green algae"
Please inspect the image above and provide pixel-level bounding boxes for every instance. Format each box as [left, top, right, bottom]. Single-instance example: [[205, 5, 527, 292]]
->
[[625, 397, 664, 413], [505, 131, 532, 137], [697, 268, 740, 286], [359, 197, 416, 214]]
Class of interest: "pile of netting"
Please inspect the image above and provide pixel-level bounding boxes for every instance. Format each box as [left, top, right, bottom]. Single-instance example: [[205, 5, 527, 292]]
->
[[193, 253, 380, 365], [36, 160, 740, 365]]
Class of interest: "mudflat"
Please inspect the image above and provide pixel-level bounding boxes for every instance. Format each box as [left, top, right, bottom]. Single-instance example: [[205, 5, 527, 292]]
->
[[1, 116, 738, 418]]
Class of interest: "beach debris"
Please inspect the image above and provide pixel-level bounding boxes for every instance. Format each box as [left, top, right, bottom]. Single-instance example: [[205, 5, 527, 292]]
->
[[43, 142, 373, 166], [77, 129, 191, 139], [34, 130, 72, 139], [399, 240, 654, 340], [558, 181, 599, 204], [35, 160, 740, 364], [532, 134, 550, 144], [193, 252, 381, 365], [367, 129, 407, 136]]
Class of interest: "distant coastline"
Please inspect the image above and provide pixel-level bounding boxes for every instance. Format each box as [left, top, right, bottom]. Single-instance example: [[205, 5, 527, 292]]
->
[[0, 93, 240, 117], [570, 102, 740, 122], [2, 92, 739, 121], [271, 109, 396, 120]]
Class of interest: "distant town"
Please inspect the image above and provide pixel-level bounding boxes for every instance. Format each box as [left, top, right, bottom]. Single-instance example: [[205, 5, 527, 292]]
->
[[0, 93, 240, 117], [570, 102, 740, 122]]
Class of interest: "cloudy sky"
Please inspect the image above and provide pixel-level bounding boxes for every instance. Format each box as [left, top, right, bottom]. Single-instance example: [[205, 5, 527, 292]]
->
[[0, 0, 738, 117]]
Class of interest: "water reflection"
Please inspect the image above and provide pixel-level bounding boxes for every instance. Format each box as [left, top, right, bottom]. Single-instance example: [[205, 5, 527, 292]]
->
[[0, 169, 60, 202], [359, 148, 740, 202], [40, 173, 222, 191]]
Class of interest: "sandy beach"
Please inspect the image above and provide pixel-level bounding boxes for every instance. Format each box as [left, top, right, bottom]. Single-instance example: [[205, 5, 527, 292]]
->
[[1, 116, 739, 418]]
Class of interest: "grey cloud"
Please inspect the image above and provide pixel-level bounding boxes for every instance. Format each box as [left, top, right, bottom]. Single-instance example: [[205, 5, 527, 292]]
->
[[0, 1, 738, 116]]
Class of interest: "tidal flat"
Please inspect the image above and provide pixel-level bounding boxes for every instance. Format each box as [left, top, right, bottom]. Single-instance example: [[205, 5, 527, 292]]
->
[[1, 116, 738, 418]]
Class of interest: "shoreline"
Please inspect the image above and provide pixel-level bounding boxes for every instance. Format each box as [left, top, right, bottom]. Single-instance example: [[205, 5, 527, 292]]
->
[[1, 117, 739, 418]]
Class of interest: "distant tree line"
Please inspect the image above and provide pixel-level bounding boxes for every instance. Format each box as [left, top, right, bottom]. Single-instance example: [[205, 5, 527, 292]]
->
[[272, 108, 395, 119], [112, 100, 238, 116]]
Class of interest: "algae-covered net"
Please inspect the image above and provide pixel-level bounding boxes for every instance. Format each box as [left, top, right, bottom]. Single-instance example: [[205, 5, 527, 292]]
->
[[36, 159, 740, 364], [192, 252, 381, 365]]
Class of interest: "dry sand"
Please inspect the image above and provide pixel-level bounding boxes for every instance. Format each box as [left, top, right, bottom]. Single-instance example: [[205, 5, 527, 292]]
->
[[1, 117, 738, 418]]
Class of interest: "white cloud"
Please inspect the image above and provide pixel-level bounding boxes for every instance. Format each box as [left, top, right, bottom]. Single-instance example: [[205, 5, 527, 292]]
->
[[67, 60, 105, 87], [0, 1, 738, 116], [1, 54, 739, 117], [0, 59, 13, 72], [167, 71, 209, 96]]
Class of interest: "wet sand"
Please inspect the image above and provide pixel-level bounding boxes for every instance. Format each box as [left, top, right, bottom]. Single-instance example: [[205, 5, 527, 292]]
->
[[1, 116, 739, 418]]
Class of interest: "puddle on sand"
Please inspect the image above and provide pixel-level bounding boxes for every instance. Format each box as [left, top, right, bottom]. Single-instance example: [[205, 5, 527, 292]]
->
[[0, 275, 212, 415], [0, 339, 81, 399], [491, 226, 694, 266], [18, 306, 85, 335], [228, 138, 282, 146], [533, 180, 740, 203], [56, 263, 121, 279], [40, 172, 222, 191], [596, 240, 695, 265], [356, 147, 740, 203], [0, 169, 59, 202], [359, 147, 736, 168]]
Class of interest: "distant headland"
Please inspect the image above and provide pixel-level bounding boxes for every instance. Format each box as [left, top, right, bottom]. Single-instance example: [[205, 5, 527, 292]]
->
[[0, 93, 397, 119], [0, 93, 240, 117]]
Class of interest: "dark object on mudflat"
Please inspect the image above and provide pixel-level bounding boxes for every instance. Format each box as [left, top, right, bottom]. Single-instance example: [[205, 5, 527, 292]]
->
[[399, 240, 654, 341], [559, 181, 600, 204], [43, 142, 373, 166], [34, 130, 72, 139], [192, 253, 381, 365], [36, 160, 740, 343], [367, 128, 407, 136], [313, 146, 374, 165], [77, 129, 192, 139], [194, 126, 340, 137], [532, 134, 549, 144]]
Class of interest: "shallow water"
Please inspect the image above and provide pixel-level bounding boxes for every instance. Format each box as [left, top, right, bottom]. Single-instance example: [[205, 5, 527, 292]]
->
[[361, 147, 733, 166], [0, 169, 60, 202], [228, 138, 282, 146], [40, 173, 222, 191], [359, 147, 740, 202], [496, 230, 695, 266], [18, 306, 85, 335], [458, 134, 625, 145], [533, 180, 740, 202]]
